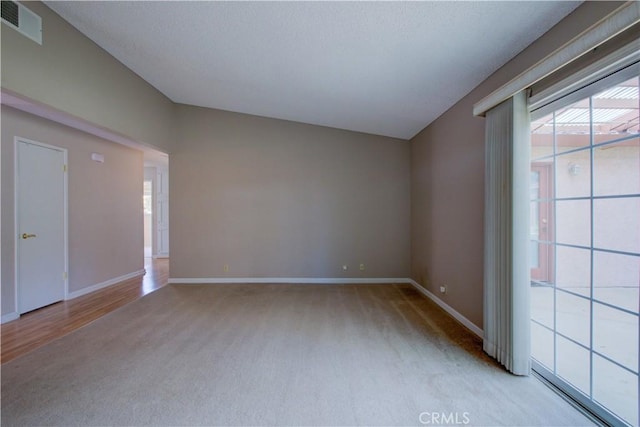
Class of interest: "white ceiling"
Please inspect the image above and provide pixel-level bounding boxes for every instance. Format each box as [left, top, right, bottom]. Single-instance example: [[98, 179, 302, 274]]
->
[[46, 1, 581, 140]]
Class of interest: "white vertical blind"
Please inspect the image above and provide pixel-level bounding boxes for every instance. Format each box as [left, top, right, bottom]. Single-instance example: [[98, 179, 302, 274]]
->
[[483, 91, 531, 375]]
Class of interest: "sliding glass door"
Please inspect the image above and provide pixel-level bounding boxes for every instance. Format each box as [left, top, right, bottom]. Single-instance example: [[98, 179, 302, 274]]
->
[[530, 74, 639, 426]]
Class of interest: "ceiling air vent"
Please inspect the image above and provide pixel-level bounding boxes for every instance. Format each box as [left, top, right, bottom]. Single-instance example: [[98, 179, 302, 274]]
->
[[1, 0, 41, 44]]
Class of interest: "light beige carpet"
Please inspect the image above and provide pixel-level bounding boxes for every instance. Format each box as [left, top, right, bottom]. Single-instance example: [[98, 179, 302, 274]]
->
[[1, 284, 591, 426]]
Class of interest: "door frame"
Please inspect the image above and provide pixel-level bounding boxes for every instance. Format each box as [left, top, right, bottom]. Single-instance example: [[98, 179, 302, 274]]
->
[[14, 136, 69, 315]]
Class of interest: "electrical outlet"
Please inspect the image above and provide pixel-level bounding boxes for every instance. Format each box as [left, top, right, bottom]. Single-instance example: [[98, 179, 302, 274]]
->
[[342, 265, 348, 271], [440, 285, 447, 294], [223, 264, 229, 272], [359, 263, 365, 271]]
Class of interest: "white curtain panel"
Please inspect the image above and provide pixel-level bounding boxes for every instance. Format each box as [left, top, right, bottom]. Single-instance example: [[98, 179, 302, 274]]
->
[[483, 91, 531, 376]]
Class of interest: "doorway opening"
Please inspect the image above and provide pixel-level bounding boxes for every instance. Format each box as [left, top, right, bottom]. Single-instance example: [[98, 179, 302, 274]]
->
[[143, 153, 169, 260]]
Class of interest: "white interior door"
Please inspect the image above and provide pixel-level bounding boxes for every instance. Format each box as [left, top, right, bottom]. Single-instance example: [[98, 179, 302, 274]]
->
[[16, 139, 67, 314]]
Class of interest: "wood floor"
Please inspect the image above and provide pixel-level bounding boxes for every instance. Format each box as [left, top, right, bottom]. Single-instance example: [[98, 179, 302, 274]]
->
[[0, 257, 168, 364]]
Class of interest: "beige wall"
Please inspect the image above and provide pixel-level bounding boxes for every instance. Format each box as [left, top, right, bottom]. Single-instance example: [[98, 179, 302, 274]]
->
[[1, 1, 175, 153], [1, 0, 627, 329], [1, 106, 143, 316], [171, 105, 410, 279], [410, 1, 624, 329]]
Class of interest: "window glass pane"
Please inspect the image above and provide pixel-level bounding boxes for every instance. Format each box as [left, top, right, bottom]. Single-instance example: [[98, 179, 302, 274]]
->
[[530, 242, 539, 269], [556, 334, 590, 396], [556, 246, 590, 297], [592, 77, 639, 144], [531, 283, 554, 328], [593, 251, 640, 313], [555, 98, 591, 155], [531, 321, 554, 370], [593, 137, 640, 197], [556, 291, 590, 346], [531, 72, 640, 426], [555, 150, 591, 199], [531, 113, 554, 160], [531, 242, 554, 284], [593, 354, 639, 427], [556, 200, 590, 247], [593, 197, 640, 254], [593, 302, 638, 372], [530, 201, 553, 238]]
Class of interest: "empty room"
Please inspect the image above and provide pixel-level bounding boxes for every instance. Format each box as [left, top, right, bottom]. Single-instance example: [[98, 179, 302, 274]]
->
[[1, 1, 638, 426]]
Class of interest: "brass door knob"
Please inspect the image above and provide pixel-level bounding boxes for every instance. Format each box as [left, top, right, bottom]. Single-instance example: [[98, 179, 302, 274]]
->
[[22, 233, 37, 239]]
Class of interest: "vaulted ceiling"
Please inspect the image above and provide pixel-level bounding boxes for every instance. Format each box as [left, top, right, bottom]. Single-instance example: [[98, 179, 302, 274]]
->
[[46, 1, 582, 139]]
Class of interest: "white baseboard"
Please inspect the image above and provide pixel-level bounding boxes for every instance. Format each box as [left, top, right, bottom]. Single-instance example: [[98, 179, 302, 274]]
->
[[67, 269, 146, 299], [407, 279, 484, 338], [1, 312, 20, 324], [169, 277, 410, 285]]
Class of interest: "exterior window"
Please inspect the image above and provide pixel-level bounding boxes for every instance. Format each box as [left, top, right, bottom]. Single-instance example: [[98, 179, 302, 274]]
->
[[530, 76, 639, 426]]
